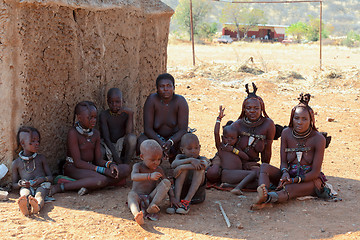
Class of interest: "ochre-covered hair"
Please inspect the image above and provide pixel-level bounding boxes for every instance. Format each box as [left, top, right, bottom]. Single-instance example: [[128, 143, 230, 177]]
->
[[238, 82, 269, 119], [16, 126, 41, 152], [289, 93, 318, 131]]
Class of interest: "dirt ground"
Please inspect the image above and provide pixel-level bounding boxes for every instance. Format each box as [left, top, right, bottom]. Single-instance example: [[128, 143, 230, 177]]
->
[[1, 42, 360, 240]]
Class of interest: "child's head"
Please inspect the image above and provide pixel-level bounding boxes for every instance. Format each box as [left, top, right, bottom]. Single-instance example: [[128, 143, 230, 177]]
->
[[16, 126, 41, 154], [180, 133, 201, 158], [140, 140, 163, 170], [222, 125, 238, 146], [73, 101, 97, 129], [107, 88, 123, 114]]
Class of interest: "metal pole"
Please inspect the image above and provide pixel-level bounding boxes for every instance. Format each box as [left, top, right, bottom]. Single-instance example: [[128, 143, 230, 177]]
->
[[319, 0, 322, 70], [190, 0, 195, 66]]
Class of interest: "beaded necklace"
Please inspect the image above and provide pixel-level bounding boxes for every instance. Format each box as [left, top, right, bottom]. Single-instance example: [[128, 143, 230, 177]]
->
[[19, 151, 37, 173]]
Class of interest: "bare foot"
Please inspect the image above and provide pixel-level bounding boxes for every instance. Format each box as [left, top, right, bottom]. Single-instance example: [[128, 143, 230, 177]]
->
[[78, 187, 88, 196], [28, 196, 40, 214], [18, 196, 29, 216], [231, 188, 243, 195], [256, 184, 268, 204], [146, 203, 160, 214], [134, 211, 144, 225]]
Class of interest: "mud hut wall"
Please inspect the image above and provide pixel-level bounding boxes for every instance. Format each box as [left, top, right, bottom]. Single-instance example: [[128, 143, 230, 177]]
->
[[0, 1, 173, 177]]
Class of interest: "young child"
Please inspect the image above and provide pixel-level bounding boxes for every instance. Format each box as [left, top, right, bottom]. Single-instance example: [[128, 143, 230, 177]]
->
[[12, 127, 53, 216], [127, 140, 171, 225], [100, 88, 136, 164], [50, 101, 130, 195], [167, 133, 209, 214], [207, 105, 256, 195]]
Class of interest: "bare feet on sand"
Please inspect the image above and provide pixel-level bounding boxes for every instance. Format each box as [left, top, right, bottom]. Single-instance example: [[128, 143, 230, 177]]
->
[[146, 204, 160, 214], [250, 184, 270, 210], [256, 184, 268, 204], [28, 196, 40, 214], [18, 196, 29, 216], [134, 211, 144, 225], [230, 188, 243, 195]]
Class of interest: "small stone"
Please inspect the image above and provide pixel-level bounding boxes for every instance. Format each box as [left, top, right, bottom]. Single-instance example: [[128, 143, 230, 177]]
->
[[326, 117, 335, 122], [187, 86, 191, 89], [0, 191, 8, 201], [236, 223, 244, 229], [321, 228, 325, 232]]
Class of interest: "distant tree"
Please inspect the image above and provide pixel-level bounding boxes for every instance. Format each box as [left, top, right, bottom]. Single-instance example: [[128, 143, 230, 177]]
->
[[306, 15, 332, 41], [220, 4, 267, 39], [198, 22, 218, 40], [342, 30, 360, 47], [286, 22, 308, 43], [173, 0, 212, 40]]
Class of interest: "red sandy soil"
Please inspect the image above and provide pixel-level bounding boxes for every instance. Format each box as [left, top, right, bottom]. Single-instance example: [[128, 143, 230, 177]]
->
[[1, 42, 360, 239]]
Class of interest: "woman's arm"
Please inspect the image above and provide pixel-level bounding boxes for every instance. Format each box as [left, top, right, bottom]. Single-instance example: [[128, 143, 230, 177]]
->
[[260, 120, 276, 164], [169, 95, 189, 144], [303, 134, 326, 182]]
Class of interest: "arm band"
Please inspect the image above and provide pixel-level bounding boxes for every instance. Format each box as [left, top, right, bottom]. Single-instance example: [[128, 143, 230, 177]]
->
[[169, 139, 174, 146], [232, 148, 240, 155], [281, 168, 288, 173], [96, 166, 106, 174], [105, 161, 113, 168]]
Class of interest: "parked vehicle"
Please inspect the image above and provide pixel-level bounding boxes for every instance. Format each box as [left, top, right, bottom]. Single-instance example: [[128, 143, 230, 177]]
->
[[214, 35, 233, 44]]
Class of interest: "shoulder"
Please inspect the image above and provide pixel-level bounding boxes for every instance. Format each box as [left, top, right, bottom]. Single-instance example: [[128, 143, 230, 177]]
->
[[146, 93, 158, 102], [263, 118, 275, 128], [12, 157, 21, 166], [99, 109, 110, 118], [312, 131, 326, 144], [36, 154, 46, 161], [92, 129, 100, 138], [173, 94, 188, 104]]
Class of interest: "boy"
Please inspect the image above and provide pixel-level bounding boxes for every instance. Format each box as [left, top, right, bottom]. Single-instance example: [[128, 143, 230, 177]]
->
[[127, 140, 171, 225], [100, 88, 137, 164], [168, 133, 209, 214], [207, 105, 256, 195], [12, 127, 53, 216]]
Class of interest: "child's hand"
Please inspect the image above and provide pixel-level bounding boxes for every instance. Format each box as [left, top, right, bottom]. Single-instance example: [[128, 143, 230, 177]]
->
[[191, 159, 202, 170], [18, 180, 30, 188], [200, 159, 208, 169], [150, 172, 162, 181], [220, 143, 233, 152], [218, 105, 225, 120]]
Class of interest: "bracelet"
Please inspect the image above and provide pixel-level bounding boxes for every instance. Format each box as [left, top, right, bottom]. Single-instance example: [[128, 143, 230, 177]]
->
[[298, 176, 302, 183], [147, 173, 151, 180], [105, 161, 112, 168], [291, 178, 294, 184], [216, 120, 221, 123], [217, 117, 222, 121], [281, 168, 288, 173], [232, 148, 240, 155], [168, 139, 174, 146], [96, 166, 106, 174]]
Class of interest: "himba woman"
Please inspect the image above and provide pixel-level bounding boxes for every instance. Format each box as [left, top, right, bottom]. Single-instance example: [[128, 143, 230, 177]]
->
[[252, 93, 328, 209]]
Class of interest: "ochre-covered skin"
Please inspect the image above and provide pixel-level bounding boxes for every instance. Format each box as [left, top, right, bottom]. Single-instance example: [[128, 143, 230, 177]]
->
[[0, 0, 173, 180]]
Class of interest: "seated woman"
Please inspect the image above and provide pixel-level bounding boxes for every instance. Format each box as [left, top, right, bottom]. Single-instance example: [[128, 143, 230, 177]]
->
[[137, 73, 189, 163], [50, 101, 131, 195], [252, 93, 327, 209], [207, 83, 275, 183]]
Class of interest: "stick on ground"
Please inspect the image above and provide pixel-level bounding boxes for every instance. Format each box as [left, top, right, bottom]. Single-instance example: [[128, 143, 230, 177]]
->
[[215, 200, 231, 228]]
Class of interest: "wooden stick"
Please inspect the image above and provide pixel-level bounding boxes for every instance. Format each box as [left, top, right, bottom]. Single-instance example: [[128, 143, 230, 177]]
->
[[215, 201, 231, 228]]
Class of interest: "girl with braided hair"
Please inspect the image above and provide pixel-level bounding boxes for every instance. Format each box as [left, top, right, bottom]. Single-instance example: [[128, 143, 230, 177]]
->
[[251, 93, 328, 209]]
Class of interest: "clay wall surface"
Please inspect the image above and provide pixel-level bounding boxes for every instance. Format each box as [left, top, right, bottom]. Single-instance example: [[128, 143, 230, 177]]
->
[[0, 0, 173, 181]]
